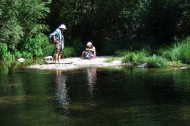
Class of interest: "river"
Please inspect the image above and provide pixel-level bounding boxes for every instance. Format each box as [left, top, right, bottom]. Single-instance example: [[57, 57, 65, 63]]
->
[[0, 60, 190, 126]]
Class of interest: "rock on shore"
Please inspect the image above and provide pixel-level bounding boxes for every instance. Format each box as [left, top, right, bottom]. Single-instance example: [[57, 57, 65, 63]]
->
[[27, 56, 127, 71]]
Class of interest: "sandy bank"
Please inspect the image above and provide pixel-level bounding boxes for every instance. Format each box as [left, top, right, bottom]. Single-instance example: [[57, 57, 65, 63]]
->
[[27, 56, 128, 71]]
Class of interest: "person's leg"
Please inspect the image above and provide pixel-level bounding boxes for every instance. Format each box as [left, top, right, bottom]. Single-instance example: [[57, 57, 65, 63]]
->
[[58, 52, 61, 63], [55, 52, 59, 63], [55, 41, 62, 63]]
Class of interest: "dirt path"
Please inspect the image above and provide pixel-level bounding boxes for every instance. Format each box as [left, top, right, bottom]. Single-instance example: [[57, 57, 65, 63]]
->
[[27, 56, 128, 71]]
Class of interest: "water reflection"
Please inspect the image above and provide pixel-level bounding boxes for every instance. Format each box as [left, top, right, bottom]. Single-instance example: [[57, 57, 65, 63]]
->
[[55, 71, 70, 115], [85, 68, 97, 107], [86, 68, 97, 95], [2, 67, 190, 126]]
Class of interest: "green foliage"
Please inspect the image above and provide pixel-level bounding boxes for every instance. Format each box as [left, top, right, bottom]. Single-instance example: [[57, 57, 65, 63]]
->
[[17, 33, 47, 57], [0, 0, 190, 60], [100, 39, 152, 56], [146, 55, 169, 68], [62, 47, 76, 58], [16, 0, 50, 37], [122, 51, 147, 64], [65, 38, 83, 56], [114, 50, 129, 57], [137, 0, 184, 44], [14, 51, 22, 58], [0, 0, 24, 51], [0, 0, 50, 58], [0, 43, 8, 60], [160, 36, 190, 64], [0, 58, 45, 75], [0, 43, 14, 60], [0, 64, 9, 75], [168, 61, 186, 67], [104, 57, 121, 63], [42, 44, 55, 57], [49, 0, 189, 48], [100, 39, 134, 55], [176, 1, 190, 38]]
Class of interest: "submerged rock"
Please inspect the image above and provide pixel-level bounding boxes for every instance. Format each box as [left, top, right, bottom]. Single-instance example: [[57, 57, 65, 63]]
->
[[137, 63, 148, 68]]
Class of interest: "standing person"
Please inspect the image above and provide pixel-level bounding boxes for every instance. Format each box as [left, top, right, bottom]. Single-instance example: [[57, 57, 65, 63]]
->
[[51, 24, 67, 63], [81, 42, 96, 59]]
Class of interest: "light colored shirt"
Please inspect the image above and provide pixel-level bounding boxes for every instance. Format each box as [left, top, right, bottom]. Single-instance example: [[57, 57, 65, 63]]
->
[[52, 28, 64, 49]]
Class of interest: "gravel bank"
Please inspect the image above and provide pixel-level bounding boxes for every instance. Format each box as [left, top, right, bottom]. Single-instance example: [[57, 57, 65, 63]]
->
[[27, 56, 128, 71]]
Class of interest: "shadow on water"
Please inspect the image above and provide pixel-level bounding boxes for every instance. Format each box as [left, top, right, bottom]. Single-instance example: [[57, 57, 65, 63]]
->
[[1, 60, 190, 126], [0, 57, 45, 74]]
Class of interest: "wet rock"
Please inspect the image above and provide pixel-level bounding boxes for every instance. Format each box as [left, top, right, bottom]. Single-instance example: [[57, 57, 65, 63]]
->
[[180, 67, 190, 69]]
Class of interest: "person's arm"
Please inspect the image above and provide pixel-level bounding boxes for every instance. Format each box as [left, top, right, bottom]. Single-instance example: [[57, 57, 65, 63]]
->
[[86, 47, 94, 52], [52, 35, 56, 42]]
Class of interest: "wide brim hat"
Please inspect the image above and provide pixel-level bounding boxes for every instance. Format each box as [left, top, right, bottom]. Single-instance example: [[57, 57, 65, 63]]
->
[[59, 24, 67, 29]]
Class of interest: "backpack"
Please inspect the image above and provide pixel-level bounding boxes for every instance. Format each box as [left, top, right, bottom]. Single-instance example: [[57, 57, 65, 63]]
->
[[48, 33, 57, 44]]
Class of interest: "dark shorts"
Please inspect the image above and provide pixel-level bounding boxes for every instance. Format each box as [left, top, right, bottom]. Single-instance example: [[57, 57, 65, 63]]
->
[[55, 41, 63, 52]]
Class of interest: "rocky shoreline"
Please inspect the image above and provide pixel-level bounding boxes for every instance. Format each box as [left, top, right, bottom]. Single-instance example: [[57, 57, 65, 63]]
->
[[27, 56, 128, 71]]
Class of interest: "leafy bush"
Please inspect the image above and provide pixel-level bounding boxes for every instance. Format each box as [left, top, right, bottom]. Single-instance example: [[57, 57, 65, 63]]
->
[[0, 43, 8, 60], [62, 47, 76, 58], [14, 51, 22, 58], [40, 34, 55, 57], [22, 51, 33, 58], [42, 44, 55, 57], [0, 43, 14, 60], [17, 33, 53, 58]]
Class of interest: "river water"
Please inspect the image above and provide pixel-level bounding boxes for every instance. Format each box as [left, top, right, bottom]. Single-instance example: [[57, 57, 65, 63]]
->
[[1, 61, 190, 126]]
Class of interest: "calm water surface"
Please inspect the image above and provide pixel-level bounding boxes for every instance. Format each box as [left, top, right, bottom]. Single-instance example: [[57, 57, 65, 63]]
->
[[1, 65, 190, 126]]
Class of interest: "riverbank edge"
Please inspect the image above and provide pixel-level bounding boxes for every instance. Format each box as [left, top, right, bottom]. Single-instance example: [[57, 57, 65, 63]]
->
[[27, 56, 131, 71]]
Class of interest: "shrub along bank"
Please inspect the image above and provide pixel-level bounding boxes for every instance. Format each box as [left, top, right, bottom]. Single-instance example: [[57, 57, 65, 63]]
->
[[106, 37, 190, 68]]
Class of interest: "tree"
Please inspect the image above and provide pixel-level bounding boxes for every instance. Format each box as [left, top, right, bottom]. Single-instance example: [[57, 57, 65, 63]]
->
[[0, 0, 23, 51], [136, 0, 183, 45], [176, 1, 190, 38], [0, 0, 50, 59]]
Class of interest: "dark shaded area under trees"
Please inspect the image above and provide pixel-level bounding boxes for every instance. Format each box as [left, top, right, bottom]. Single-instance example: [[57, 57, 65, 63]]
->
[[0, 0, 190, 60]]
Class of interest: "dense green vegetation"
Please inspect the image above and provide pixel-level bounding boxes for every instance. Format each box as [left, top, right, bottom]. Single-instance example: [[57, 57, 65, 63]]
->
[[0, 0, 190, 67]]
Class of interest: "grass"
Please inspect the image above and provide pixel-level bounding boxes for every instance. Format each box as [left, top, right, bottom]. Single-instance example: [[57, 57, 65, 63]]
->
[[168, 61, 187, 67], [160, 36, 190, 64], [109, 36, 190, 68], [104, 57, 122, 63], [121, 51, 147, 64], [146, 54, 169, 68]]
